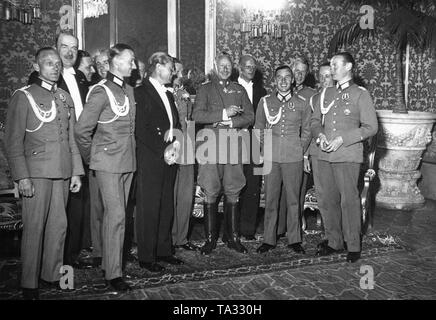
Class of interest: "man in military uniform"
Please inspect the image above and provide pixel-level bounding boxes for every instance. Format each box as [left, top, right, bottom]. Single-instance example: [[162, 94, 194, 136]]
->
[[277, 57, 316, 239], [192, 54, 254, 255], [311, 52, 378, 263], [75, 43, 137, 291], [255, 65, 311, 254], [5, 47, 84, 299]]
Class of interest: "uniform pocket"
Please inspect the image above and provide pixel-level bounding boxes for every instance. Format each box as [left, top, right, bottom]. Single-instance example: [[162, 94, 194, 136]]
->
[[25, 145, 46, 157], [95, 141, 118, 155]]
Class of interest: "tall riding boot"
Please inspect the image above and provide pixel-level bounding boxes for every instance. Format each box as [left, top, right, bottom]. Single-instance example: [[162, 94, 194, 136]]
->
[[226, 202, 248, 253], [200, 202, 218, 255], [222, 197, 230, 244]]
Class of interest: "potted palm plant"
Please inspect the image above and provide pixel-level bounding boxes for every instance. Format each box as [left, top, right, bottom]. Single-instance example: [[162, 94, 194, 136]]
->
[[329, 0, 436, 210]]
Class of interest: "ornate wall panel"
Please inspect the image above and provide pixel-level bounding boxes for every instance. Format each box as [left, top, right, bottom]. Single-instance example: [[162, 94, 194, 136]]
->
[[0, 0, 72, 124], [216, 0, 436, 112]]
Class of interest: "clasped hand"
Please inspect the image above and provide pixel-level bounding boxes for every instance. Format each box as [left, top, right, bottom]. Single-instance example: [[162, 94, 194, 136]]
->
[[164, 140, 180, 165], [318, 134, 344, 153], [225, 105, 243, 117]]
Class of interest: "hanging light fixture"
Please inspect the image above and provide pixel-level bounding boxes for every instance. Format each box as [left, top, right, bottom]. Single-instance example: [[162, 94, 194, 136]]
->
[[1, 0, 41, 24], [83, 0, 108, 19]]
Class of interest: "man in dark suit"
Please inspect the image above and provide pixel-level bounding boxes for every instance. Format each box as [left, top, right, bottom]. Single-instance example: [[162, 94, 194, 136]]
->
[[236, 55, 267, 241], [134, 52, 183, 272]]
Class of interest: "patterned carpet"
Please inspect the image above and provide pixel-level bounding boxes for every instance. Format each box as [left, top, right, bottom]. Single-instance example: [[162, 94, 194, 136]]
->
[[0, 230, 406, 300]]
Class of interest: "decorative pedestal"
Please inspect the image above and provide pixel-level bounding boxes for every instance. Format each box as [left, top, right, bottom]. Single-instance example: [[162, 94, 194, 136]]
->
[[418, 129, 436, 200], [375, 110, 436, 210]]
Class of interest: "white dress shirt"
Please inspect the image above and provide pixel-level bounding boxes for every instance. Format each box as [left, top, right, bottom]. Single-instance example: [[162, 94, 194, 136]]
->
[[149, 77, 174, 142], [238, 76, 253, 104], [62, 67, 83, 119]]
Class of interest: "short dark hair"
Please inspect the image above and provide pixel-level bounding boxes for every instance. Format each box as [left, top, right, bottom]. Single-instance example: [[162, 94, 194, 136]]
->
[[74, 50, 91, 69], [333, 51, 355, 69], [108, 43, 134, 66], [319, 61, 331, 68], [35, 47, 58, 64], [274, 65, 293, 77], [147, 52, 173, 75]]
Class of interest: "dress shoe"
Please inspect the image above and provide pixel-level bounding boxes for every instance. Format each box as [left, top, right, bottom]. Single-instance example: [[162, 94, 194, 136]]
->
[[71, 258, 94, 269], [123, 252, 137, 262], [227, 240, 248, 253], [316, 245, 342, 256], [256, 243, 275, 253], [346, 251, 361, 263], [139, 261, 165, 272], [242, 235, 256, 241], [287, 243, 306, 254], [176, 242, 199, 251], [157, 256, 184, 265], [22, 288, 39, 300], [106, 277, 131, 292]]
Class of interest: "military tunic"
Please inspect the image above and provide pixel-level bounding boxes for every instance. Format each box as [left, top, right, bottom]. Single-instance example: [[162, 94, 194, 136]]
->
[[277, 85, 316, 236], [311, 80, 378, 252], [5, 78, 84, 289], [255, 91, 311, 245], [74, 72, 136, 280], [192, 76, 254, 203]]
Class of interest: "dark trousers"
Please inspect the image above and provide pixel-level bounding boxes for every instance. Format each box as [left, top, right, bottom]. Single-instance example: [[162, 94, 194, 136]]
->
[[136, 155, 177, 263], [318, 160, 361, 252], [239, 162, 262, 237], [64, 165, 89, 264]]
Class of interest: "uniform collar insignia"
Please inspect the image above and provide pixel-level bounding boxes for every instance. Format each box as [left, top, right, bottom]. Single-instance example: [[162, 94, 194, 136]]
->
[[276, 91, 292, 102], [107, 72, 125, 88], [336, 79, 353, 90], [36, 77, 57, 92], [296, 84, 304, 92]]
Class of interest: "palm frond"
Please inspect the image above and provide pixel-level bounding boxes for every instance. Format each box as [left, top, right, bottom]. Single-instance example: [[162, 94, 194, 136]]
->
[[385, 7, 425, 50], [328, 23, 374, 56], [420, 15, 436, 53]]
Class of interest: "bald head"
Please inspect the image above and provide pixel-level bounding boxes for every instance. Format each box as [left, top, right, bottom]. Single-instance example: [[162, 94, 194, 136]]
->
[[238, 54, 256, 82]]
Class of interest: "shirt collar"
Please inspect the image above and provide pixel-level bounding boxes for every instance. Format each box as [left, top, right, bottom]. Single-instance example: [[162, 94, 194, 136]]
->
[[149, 76, 168, 93], [35, 77, 57, 92], [63, 67, 76, 75], [336, 79, 353, 90], [276, 91, 292, 102], [238, 77, 253, 86], [107, 72, 125, 88]]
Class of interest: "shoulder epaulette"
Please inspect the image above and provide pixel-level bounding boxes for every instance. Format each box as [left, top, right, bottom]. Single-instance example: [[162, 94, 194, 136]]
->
[[297, 94, 306, 101], [358, 86, 367, 91], [12, 85, 31, 96]]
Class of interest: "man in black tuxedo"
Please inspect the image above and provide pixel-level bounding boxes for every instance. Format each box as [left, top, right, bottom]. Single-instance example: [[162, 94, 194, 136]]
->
[[236, 55, 267, 241], [134, 52, 183, 272], [29, 32, 93, 269]]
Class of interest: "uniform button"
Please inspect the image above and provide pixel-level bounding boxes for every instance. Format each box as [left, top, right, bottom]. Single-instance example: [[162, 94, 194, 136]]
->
[[333, 121, 336, 124], [336, 98, 339, 100], [333, 128, 336, 132], [32, 151, 37, 155], [333, 113, 336, 115], [104, 147, 107, 151]]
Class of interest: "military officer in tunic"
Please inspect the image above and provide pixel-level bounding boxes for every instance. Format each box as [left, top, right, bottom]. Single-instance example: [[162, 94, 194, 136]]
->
[[75, 43, 136, 291], [5, 47, 84, 300], [277, 57, 316, 239], [192, 53, 254, 255], [311, 52, 378, 263], [255, 65, 311, 254]]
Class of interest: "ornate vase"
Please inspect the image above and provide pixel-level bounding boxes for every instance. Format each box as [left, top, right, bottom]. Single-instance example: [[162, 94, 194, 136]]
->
[[418, 127, 436, 200], [375, 109, 436, 210]]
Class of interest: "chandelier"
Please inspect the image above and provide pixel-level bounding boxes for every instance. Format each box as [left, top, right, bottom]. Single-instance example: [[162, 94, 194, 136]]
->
[[239, 0, 286, 39], [83, 0, 108, 19], [1, 0, 42, 24]]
